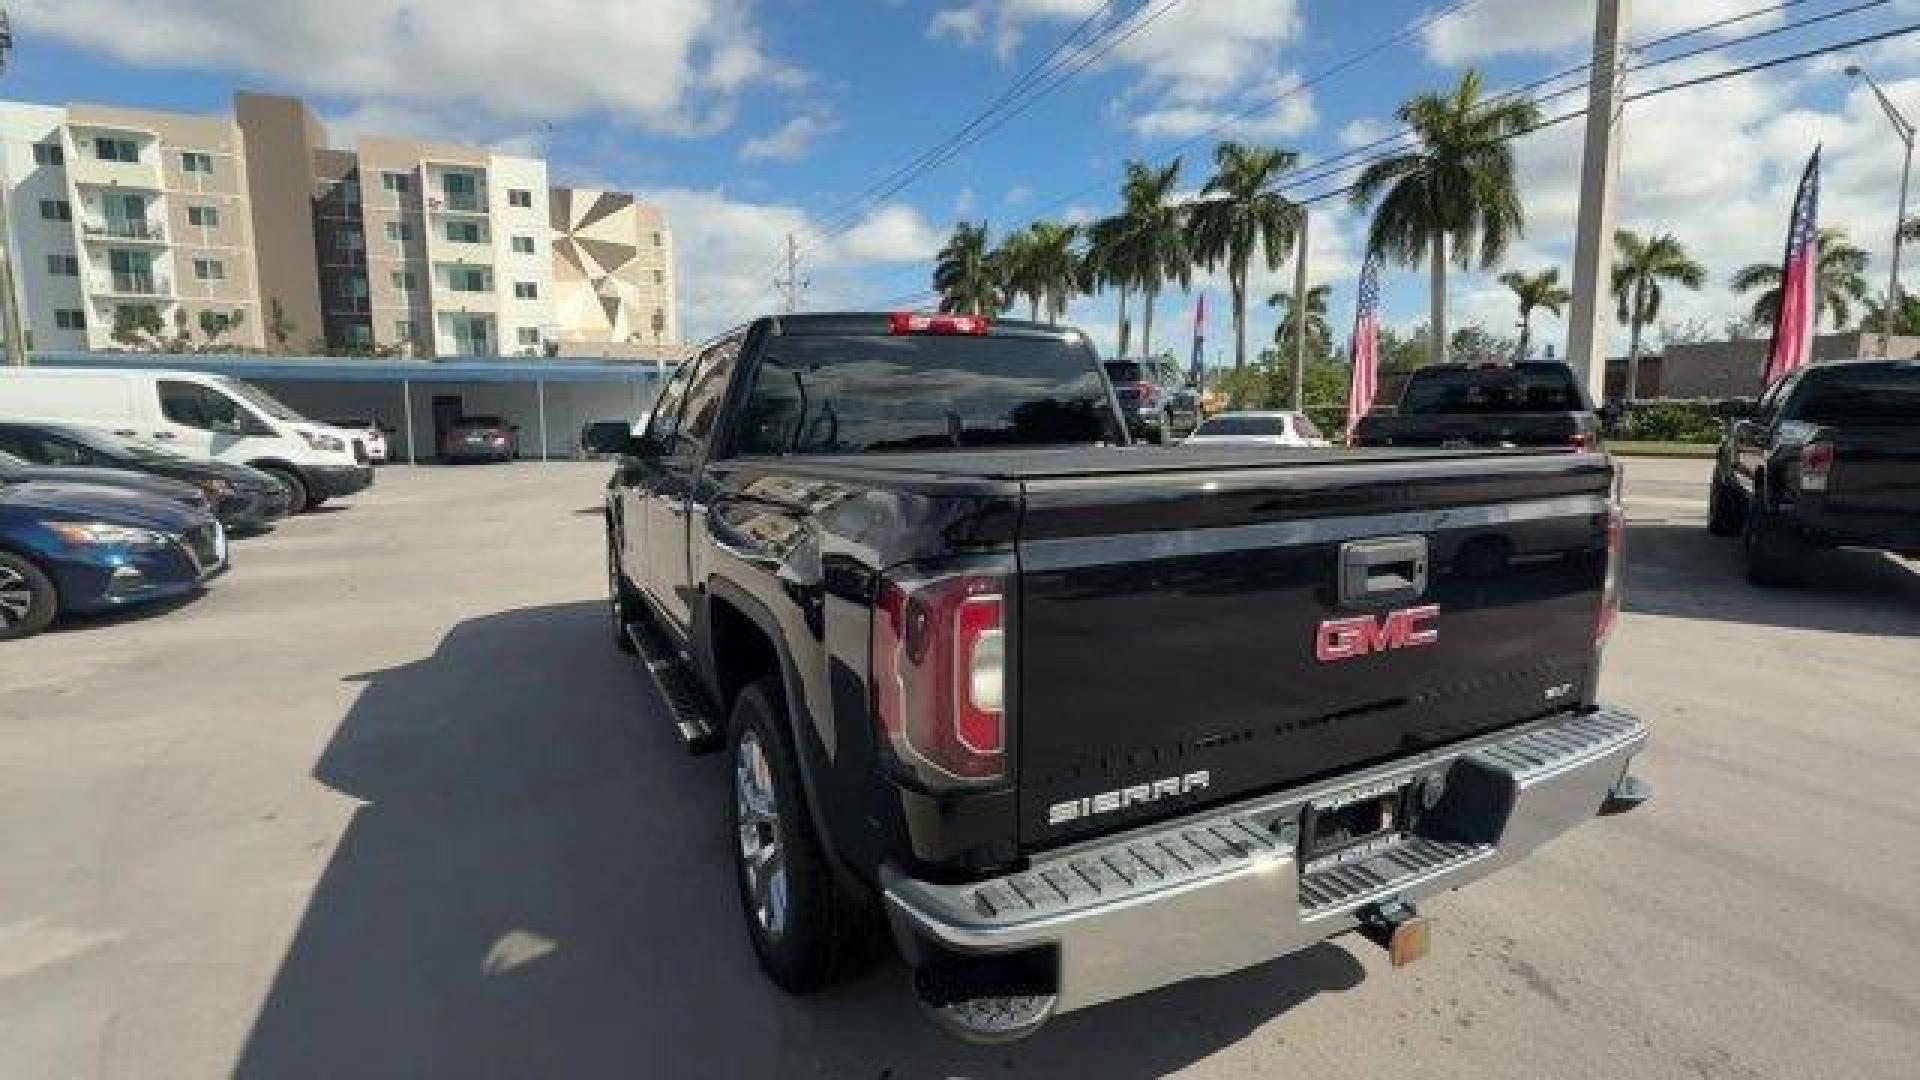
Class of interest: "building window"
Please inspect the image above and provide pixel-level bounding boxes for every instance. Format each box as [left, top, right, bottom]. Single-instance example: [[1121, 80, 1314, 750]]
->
[[507, 188, 533, 208], [516, 326, 541, 346], [338, 228, 366, 252], [395, 319, 418, 340], [32, 143, 64, 167], [448, 267, 489, 292], [513, 281, 538, 300], [510, 235, 535, 254], [46, 253, 80, 276], [384, 220, 414, 243], [381, 171, 412, 194], [187, 205, 219, 228], [652, 308, 666, 335], [54, 309, 88, 330], [653, 269, 664, 285], [445, 220, 482, 244], [193, 258, 226, 281], [39, 199, 72, 221], [180, 151, 214, 174], [391, 270, 418, 292], [652, 231, 663, 246], [94, 137, 139, 162]]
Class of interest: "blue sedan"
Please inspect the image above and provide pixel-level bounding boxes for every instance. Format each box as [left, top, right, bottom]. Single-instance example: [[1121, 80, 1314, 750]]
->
[[0, 479, 227, 640]]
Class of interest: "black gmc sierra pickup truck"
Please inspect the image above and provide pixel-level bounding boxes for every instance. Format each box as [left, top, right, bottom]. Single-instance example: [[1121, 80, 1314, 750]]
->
[[1350, 361, 1601, 451], [591, 311, 1648, 1041], [1710, 359, 1920, 584]]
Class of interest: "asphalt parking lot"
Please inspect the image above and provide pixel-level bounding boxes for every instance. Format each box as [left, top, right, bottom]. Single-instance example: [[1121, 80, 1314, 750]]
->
[[2, 457, 1916, 1079]]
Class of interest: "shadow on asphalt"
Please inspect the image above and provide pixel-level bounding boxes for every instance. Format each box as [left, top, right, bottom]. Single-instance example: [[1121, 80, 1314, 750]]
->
[[234, 601, 1364, 1079], [1624, 521, 1920, 636]]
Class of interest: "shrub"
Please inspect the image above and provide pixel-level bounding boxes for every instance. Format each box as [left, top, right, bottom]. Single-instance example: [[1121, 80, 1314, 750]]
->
[[1613, 400, 1722, 443]]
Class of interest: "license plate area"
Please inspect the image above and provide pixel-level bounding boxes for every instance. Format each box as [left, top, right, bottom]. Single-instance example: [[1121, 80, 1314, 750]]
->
[[1299, 777, 1414, 873]]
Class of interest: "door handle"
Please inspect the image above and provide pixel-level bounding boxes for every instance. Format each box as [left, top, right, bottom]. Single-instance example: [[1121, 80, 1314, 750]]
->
[[1338, 535, 1429, 606], [112, 429, 136, 436], [151, 431, 177, 440]]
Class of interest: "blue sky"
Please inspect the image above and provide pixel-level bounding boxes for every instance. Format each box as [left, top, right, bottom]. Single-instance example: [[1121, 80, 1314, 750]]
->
[[11, 1, 1920, 360]]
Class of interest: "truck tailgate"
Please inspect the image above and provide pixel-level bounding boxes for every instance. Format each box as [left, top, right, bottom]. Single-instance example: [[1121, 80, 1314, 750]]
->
[[1013, 451, 1614, 850], [1826, 426, 1920, 514]]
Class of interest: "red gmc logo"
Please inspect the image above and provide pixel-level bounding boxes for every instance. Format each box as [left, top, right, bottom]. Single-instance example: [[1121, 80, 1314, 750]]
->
[[1315, 605, 1440, 663]]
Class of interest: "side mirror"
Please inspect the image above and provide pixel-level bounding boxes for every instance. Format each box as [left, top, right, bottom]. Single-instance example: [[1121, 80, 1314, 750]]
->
[[582, 420, 639, 456], [1714, 397, 1757, 420]]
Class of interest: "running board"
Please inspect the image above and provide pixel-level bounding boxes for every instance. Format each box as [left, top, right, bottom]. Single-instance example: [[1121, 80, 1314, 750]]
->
[[623, 619, 723, 754]]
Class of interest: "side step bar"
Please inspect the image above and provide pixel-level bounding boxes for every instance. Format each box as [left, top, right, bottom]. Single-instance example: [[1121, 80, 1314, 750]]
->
[[623, 618, 724, 754]]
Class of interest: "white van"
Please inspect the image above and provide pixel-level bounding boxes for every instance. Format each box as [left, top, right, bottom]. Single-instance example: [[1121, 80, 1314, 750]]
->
[[0, 368, 373, 511]]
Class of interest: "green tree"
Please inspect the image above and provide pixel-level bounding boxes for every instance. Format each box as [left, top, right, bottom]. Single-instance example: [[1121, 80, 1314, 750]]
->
[[991, 225, 1042, 320], [1267, 283, 1332, 360], [1021, 220, 1081, 325], [1350, 69, 1541, 364], [1083, 215, 1134, 354], [1861, 291, 1920, 335], [933, 221, 1002, 316], [1498, 266, 1570, 360], [1116, 158, 1190, 356], [266, 297, 297, 352], [1730, 227, 1870, 330], [1449, 324, 1518, 365], [1187, 141, 1300, 372], [197, 308, 247, 352], [110, 306, 164, 350], [1612, 229, 1707, 403]]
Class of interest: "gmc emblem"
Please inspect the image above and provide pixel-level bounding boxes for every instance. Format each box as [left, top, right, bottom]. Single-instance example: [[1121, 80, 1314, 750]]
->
[[1315, 605, 1440, 662]]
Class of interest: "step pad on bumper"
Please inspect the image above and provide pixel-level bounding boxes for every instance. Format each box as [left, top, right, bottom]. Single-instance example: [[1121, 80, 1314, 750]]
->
[[973, 818, 1289, 920], [1298, 837, 1490, 916]]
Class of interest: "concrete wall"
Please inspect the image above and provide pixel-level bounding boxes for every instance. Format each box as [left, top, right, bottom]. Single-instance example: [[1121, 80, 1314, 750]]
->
[[1619, 333, 1920, 400], [489, 155, 554, 355]]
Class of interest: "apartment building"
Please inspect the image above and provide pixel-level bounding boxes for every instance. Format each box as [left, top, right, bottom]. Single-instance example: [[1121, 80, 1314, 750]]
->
[[0, 101, 266, 351], [2, 93, 676, 359]]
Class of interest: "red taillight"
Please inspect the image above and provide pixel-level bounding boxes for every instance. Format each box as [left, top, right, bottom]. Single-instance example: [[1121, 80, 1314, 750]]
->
[[1596, 503, 1624, 647], [873, 572, 1006, 784], [1570, 432, 1594, 452], [1799, 440, 1834, 492], [889, 311, 989, 336], [1135, 380, 1159, 406]]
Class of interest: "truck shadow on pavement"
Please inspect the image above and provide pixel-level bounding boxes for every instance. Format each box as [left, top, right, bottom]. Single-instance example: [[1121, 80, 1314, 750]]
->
[[1623, 522, 1920, 637], [234, 601, 1365, 1080]]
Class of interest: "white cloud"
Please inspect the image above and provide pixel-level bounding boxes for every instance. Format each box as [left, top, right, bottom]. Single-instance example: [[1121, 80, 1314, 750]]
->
[[738, 112, 835, 163], [954, 187, 978, 215], [928, 6, 986, 46], [639, 189, 943, 339], [1423, 0, 1784, 65], [1339, 117, 1389, 148], [12, 0, 801, 135], [1004, 184, 1033, 205], [1127, 72, 1316, 141]]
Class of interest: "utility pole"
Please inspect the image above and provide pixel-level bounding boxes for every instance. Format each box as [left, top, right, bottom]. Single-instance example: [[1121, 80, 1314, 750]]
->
[[1566, 0, 1631, 405], [1291, 208, 1309, 412], [0, 9, 25, 367], [774, 232, 807, 314]]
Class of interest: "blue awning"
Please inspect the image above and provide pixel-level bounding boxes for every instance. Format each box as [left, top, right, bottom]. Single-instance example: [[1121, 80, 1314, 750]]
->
[[27, 351, 671, 385]]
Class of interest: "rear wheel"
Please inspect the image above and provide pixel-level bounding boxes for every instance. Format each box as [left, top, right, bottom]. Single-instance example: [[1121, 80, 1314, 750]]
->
[[0, 551, 58, 641], [1743, 486, 1809, 587], [1707, 474, 1746, 536], [260, 466, 310, 514], [728, 675, 864, 993]]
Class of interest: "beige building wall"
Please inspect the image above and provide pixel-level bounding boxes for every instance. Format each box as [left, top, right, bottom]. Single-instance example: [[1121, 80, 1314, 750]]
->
[[551, 187, 677, 350], [61, 104, 265, 349], [233, 93, 326, 350]]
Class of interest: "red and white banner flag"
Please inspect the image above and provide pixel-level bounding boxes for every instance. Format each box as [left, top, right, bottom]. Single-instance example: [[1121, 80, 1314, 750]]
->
[[1765, 145, 1822, 387], [1345, 254, 1382, 442]]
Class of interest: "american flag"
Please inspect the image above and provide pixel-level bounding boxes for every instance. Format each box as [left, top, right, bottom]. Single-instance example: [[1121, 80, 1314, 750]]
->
[[1345, 254, 1383, 442], [1764, 145, 1821, 387], [1188, 291, 1207, 386]]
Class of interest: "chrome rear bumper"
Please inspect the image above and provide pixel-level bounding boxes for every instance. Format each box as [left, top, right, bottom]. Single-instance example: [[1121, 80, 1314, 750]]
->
[[885, 706, 1646, 1027]]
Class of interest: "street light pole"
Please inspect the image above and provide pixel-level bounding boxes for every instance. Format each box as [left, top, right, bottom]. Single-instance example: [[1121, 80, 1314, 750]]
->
[[1848, 64, 1915, 357]]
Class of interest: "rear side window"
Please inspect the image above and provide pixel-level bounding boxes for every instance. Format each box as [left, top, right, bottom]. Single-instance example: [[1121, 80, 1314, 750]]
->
[[0, 428, 93, 465], [1399, 366, 1583, 415], [735, 335, 1120, 455], [1787, 366, 1920, 425]]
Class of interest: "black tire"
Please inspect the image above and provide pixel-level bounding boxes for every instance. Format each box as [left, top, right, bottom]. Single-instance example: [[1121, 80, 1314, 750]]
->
[[607, 531, 637, 654], [1707, 475, 1746, 537], [260, 467, 310, 514], [728, 675, 862, 993], [1743, 486, 1809, 587], [0, 549, 59, 641]]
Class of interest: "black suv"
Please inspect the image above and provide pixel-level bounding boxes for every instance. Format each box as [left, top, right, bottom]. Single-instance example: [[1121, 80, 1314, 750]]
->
[[1103, 357, 1199, 442]]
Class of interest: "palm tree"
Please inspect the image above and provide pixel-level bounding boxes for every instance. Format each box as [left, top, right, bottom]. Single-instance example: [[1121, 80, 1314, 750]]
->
[[1116, 159, 1190, 356], [933, 221, 1001, 316], [1267, 283, 1332, 358], [1498, 266, 1571, 360], [1730, 227, 1870, 330], [1022, 220, 1081, 324], [1084, 215, 1133, 354], [1350, 69, 1541, 364], [1188, 141, 1300, 371], [991, 226, 1042, 319], [1863, 290, 1920, 335], [1611, 229, 1706, 403]]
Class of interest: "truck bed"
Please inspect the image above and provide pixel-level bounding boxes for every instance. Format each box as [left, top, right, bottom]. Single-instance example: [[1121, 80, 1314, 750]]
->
[[795, 443, 1567, 480]]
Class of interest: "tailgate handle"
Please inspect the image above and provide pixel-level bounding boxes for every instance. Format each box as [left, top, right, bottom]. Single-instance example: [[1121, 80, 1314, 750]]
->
[[1340, 536, 1428, 605]]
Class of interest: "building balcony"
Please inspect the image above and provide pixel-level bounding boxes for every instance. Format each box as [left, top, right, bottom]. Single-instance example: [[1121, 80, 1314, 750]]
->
[[427, 192, 489, 215], [90, 273, 174, 299], [69, 156, 164, 191], [81, 218, 167, 245]]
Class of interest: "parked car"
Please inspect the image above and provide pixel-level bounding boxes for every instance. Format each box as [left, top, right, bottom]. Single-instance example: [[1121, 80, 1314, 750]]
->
[[587, 310, 1646, 1042], [0, 477, 227, 640], [326, 418, 390, 463], [1708, 360, 1920, 585], [0, 422, 293, 533], [440, 416, 517, 463], [1103, 357, 1200, 443], [0, 367, 373, 511], [1184, 409, 1331, 447], [0, 449, 210, 512], [1350, 362, 1600, 450]]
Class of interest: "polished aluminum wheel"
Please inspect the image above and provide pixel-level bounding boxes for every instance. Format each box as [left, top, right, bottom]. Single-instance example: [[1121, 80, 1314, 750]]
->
[[0, 564, 34, 627], [735, 729, 788, 939]]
